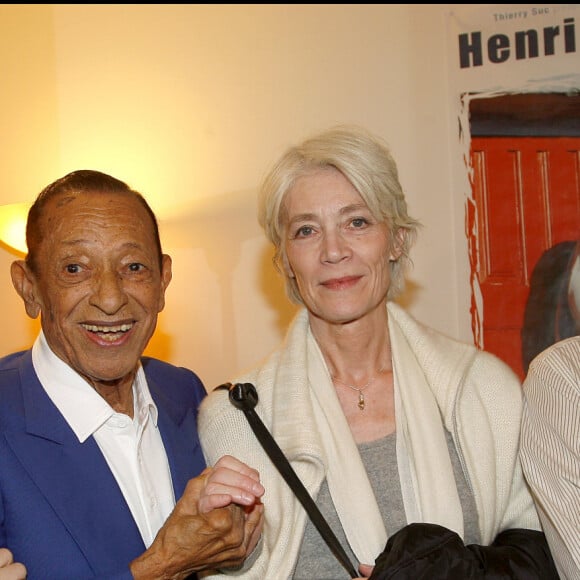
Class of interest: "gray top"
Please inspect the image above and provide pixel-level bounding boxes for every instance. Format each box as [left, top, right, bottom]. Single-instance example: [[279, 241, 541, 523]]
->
[[293, 429, 480, 579]]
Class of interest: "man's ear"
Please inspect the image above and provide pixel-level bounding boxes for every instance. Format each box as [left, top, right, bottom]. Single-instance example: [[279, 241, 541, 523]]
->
[[389, 228, 406, 261], [157, 254, 173, 312], [10, 260, 41, 319]]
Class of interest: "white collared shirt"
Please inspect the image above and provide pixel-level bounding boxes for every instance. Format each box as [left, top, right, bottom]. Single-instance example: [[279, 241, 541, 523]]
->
[[32, 331, 175, 547]]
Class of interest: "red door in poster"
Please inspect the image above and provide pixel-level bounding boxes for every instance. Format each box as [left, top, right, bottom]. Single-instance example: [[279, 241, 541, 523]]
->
[[470, 136, 580, 381]]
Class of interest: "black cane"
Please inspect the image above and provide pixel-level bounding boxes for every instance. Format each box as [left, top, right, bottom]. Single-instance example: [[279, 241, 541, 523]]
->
[[216, 381, 358, 579]]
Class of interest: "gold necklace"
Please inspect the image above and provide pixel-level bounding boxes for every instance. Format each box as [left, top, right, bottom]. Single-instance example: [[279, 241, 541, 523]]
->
[[332, 366, 385, 411]]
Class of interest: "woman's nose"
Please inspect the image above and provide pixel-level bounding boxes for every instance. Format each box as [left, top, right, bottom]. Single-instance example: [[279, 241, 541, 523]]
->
[[321, 230, 350, 263]]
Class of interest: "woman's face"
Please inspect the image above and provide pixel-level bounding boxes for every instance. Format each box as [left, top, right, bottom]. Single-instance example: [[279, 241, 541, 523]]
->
[[281, 167, 402, 326]]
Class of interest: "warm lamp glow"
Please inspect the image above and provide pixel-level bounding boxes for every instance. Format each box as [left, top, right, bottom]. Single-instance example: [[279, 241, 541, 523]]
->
[[0, 202, 30, 255]]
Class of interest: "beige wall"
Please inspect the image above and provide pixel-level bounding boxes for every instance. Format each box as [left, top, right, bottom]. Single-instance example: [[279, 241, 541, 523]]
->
[[0, 4, 465, 389]]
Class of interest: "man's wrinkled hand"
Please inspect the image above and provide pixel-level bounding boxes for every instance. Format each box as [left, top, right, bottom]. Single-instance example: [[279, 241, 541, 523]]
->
[[130, 455, 264, 579]]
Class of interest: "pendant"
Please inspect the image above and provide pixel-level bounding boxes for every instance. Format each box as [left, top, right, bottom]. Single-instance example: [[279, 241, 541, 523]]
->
[[358, 392, 365, 411]]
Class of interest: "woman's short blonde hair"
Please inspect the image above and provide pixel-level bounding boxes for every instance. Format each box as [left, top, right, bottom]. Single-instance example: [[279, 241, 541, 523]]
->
[[258, 124, 421, 304]]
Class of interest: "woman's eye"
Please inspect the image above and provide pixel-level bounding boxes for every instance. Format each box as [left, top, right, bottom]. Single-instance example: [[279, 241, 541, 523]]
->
[[351, 217, 369, 228], [295, 225, 314, 238]]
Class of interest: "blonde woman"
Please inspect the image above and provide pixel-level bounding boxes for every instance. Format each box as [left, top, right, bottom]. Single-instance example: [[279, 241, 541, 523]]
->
[[199, 126, 556, 579]]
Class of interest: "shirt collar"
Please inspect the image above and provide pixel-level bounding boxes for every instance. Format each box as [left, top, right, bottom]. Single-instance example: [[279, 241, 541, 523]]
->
[[32, 331, 158, 442]]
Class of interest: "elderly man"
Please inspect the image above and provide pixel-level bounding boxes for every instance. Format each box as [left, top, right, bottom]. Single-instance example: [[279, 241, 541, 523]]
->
[[0, 170, 263, 579]]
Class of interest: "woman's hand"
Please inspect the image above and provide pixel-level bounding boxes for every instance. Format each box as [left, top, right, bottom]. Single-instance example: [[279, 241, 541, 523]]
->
[[198, 454, 264, 513], [355, 563, 374, 578]]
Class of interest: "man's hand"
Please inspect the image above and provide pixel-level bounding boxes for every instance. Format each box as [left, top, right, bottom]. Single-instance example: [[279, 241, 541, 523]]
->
[[130, 455, 264, 579], [0, 548, 26, 580]]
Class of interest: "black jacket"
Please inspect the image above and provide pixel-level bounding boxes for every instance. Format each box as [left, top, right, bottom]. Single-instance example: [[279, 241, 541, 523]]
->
[[369, 523, 559, 579]]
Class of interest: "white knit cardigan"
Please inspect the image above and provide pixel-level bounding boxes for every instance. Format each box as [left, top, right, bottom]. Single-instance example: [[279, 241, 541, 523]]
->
[[198, 302, 541, 579]]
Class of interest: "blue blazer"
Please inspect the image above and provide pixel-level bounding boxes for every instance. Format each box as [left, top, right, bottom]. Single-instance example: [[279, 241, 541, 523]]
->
[[0, 349, 208, 579]]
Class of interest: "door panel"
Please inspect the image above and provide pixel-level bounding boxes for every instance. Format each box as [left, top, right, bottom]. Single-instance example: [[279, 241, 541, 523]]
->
[[470, 136, 580, 380]]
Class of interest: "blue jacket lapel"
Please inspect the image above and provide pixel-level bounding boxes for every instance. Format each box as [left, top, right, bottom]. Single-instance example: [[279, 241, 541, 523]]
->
[[146, 372, 203, 500]]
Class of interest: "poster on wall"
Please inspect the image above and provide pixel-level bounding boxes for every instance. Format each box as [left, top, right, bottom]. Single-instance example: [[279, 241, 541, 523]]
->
[[446, 4, 580, 380]]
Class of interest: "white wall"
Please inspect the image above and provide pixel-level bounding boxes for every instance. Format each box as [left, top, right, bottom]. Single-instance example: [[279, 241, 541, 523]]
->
[[0, 4, 464, 389]]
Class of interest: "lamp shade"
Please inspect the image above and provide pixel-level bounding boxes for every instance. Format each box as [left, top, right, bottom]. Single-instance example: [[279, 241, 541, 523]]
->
[[0, 202, 29, 255]]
